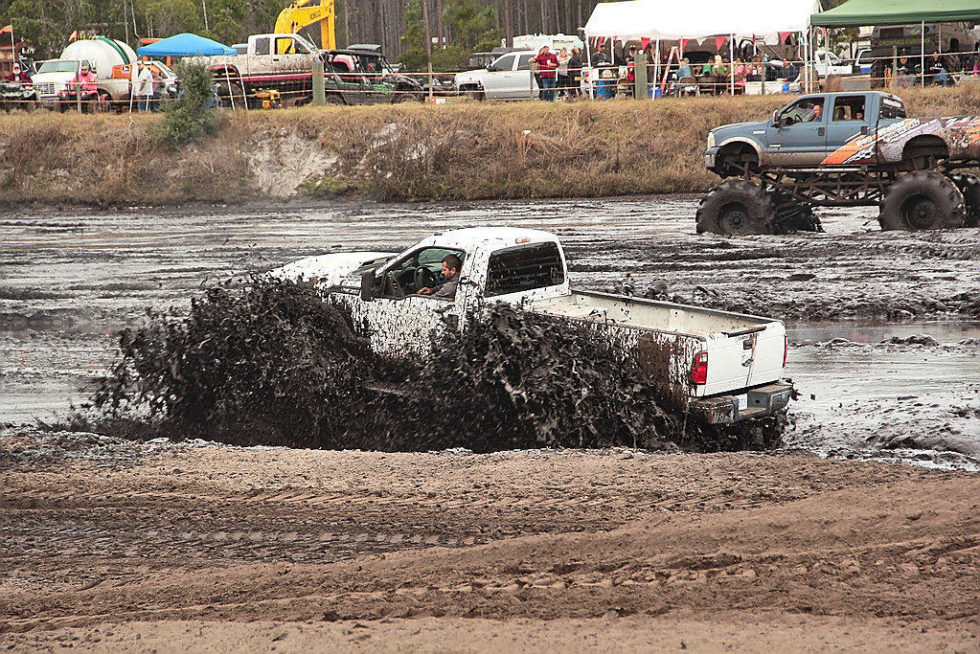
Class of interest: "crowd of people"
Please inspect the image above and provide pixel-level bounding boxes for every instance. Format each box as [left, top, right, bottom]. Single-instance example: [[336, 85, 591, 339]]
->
[[552, 40, 980, 99], [531, 44, 585, 101]]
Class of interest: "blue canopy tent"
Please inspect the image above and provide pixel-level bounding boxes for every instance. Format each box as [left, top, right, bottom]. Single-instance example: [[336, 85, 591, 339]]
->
[[136, 33, 240, 108], [136, 33, 235, 57]]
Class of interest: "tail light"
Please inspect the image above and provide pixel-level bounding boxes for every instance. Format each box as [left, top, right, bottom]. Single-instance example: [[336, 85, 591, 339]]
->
[[783, 334, 788, 367], [691, 351, 708, 385]]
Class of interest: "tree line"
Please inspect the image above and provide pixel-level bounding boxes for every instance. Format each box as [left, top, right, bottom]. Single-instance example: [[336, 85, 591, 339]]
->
[[1, 0, 605, 67]]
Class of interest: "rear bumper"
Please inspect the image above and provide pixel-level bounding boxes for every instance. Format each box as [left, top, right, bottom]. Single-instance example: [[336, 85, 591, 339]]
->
[[688, 381, 794, 425]]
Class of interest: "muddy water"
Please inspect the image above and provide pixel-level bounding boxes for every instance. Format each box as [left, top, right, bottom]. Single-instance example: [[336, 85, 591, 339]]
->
[[2, 197, 978, 468]]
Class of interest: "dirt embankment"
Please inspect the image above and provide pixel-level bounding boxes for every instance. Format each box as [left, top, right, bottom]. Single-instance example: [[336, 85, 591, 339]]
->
[[1, 431, 978, 651], [1, 86, 978, 206]]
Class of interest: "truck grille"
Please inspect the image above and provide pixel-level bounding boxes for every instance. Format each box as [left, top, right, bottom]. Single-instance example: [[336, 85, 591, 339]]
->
[[34, 82, 58, 96]]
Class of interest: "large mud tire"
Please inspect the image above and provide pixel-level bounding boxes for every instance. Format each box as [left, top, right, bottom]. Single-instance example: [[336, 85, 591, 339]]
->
[[879, 172, 965, 231], [950, 173, 980, 227], [696, 180, 776, 235]]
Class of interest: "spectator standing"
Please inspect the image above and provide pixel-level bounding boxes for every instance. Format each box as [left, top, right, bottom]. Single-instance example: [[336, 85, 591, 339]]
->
[[780, 60, 799, 82], [748, 54, 763, 81], [136, 64, 154, 112], [533, 45, 559, 101], [590, 45, 608, 68], [566, 47, 583, 98], [733, 58, 749, 92], [623, 44, 638, 97], [556, 47, 571, 98]]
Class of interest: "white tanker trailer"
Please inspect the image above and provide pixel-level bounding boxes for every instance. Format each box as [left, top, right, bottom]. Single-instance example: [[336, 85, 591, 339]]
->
[[32, 37, 137, 110]]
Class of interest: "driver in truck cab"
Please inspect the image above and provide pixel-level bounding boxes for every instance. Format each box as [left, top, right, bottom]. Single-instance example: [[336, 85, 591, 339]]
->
[[417, 254, 461, 298]]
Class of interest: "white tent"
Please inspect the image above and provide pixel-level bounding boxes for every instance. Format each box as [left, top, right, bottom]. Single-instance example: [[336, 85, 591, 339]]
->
[[584, 0, 821, 96], [584, 0, 820, 40]]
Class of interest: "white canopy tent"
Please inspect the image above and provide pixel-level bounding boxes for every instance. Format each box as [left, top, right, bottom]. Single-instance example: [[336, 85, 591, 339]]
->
[[583, 0, 821, 96]]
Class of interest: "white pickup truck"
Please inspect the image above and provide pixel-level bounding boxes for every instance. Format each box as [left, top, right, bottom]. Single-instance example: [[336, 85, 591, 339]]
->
[[274, 228, 793, 427], [454, 50, 539, 100], [188, 32, 320, 108]]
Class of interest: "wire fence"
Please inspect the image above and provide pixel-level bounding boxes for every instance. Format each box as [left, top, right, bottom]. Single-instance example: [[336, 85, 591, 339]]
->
[[3, 46, 978, 111]]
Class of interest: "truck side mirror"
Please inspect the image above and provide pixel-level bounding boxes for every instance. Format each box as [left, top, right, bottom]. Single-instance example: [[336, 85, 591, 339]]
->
[[360, 270, 375, 301], [771, 109, 781, 127]]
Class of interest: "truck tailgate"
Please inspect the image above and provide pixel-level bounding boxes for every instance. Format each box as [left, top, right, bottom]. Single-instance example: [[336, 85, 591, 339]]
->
[[700, 324, 785, 397]]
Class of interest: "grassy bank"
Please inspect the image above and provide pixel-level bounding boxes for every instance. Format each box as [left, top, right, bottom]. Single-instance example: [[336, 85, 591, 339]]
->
[[2, 85, 979, 206]]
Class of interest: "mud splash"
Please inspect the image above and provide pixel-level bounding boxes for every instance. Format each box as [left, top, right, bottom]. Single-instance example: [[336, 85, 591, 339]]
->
[[73, 279, 778, 453]]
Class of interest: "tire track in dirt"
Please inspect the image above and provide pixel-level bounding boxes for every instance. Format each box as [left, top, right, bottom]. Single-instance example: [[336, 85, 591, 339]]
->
[[2, 477, 977, 632]]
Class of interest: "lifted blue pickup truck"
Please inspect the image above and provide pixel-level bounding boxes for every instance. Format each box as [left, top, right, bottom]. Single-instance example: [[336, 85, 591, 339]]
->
[[699, 91, 980, 234]]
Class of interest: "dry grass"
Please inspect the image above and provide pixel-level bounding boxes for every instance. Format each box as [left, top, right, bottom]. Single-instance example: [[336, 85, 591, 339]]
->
[[0, 87, 977, 206]]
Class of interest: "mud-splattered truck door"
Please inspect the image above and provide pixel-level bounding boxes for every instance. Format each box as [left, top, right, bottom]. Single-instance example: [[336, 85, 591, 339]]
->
[[275, 227, 793, 427]]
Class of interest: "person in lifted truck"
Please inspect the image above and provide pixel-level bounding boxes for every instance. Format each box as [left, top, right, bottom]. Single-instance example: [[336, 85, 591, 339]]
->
[[417, 254, 462, 299]]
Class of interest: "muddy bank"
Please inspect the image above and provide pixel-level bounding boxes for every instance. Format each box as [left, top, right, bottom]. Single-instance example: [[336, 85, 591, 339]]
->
[[1, 86, 979, 205]]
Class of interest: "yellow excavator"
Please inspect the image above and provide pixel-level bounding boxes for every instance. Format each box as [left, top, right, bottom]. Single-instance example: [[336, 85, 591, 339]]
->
[[274, 0, 336, 51]]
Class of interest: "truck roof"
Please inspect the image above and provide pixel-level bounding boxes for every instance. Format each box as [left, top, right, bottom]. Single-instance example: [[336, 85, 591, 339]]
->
[[799, 91, 901, 102], [417, 227, 560, 251]]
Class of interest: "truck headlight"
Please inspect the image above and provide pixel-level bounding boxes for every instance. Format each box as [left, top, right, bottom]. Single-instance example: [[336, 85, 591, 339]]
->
[[707, 131, 716, 149]]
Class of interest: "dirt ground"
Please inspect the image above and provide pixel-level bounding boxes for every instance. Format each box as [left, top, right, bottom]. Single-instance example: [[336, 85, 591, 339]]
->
[[1, 199, 979, 651], [1, 431, 978, 652]]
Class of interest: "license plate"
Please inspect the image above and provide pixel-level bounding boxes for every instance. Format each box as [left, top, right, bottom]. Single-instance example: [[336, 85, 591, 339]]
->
[[736, 394, 748, 411]]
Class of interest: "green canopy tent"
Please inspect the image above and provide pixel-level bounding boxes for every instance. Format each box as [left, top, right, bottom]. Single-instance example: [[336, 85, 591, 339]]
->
[[810, 0, 980, 86], [811, 0, 980, 27]]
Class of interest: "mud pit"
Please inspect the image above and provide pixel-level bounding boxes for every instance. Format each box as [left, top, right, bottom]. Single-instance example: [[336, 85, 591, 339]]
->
[[1, 197, 979, 650]]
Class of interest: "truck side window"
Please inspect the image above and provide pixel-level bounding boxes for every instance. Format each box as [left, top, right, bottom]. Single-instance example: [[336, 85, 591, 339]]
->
[[378, 247, 464, 298], [486, 242, 565, 297], [492, 55, 516, 71], [517, 55, 534, 70], [253, 37, 270, 56], [275, 37, 295, 55], [832, 95, 866, 121], [879, 97, 907, 120], [780, 98, 822, 125]]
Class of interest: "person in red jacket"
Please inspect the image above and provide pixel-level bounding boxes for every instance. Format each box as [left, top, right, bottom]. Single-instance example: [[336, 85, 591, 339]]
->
[[533, 45, 559, 101]]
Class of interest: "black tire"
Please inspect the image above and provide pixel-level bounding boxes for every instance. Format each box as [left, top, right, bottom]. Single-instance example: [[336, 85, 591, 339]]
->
[[391, 89, 421, 103], [950, 173, 980, 227], [696, 179, 776, 235], [878, 171, 966, 231]]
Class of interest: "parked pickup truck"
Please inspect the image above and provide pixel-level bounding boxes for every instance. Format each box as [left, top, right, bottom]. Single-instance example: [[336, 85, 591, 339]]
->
[[454, 50, 539, 100], [273, 227, 793, 429], [699, 91, 980, 234], [189, 33, 320, 108]]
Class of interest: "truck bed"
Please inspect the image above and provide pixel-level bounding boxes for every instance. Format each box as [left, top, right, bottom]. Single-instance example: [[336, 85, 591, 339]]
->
[[530, 290, 773, 338], [530, 290, 787, 407]]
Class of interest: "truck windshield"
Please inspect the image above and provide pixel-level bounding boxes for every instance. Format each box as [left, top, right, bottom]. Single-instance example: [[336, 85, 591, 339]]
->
[[485, 242, 565, 297], [38, 61, 78, 74]]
